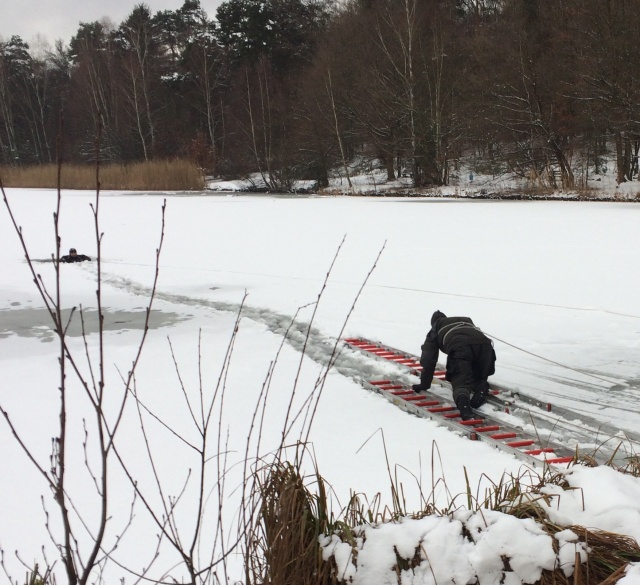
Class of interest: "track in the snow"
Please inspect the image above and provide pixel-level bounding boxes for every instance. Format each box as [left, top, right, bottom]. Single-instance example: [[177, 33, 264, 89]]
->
[[88, 270, 640, 469]]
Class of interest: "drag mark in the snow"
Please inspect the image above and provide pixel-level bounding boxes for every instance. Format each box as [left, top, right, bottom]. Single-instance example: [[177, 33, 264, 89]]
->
[[98, 271, 411, 387]]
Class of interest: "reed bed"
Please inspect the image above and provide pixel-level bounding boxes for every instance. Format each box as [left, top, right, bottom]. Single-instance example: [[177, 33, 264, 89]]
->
[[0, 159, 204, 191], [248, 452, 640, 585]]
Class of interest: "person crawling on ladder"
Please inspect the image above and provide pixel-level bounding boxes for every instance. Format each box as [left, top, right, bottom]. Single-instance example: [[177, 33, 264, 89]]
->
[[412, 310, 496, 421]]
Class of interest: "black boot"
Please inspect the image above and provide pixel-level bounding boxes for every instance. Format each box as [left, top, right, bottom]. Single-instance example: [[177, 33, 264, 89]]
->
[[456, 395, 474, 421], [471, 381, 490, 408]]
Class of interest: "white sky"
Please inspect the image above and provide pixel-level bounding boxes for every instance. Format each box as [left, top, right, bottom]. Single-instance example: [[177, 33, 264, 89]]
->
[[0, 0, 224, 47], [2, 185, 640, 583]]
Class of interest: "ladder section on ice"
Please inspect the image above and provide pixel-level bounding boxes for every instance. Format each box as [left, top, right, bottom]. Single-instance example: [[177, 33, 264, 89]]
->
[[344, 338, 575, 466], [345, 337, 502, 398], [366, 380, 574, 466]]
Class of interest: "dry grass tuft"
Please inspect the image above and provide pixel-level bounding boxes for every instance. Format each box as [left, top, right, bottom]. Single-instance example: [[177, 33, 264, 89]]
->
[[611, 454, 640, 477], [254, 461, 335, 585], [0, 159, 204, 191], [497, 474, 640, 585], [249, 454, 640, 584], [540, 524, 640, 585], [22, 565, 56, 585], [314, 458, 640, 585]]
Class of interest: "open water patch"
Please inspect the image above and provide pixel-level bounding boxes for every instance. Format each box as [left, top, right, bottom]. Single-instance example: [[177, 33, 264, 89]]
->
[[0, 307, 190, 342]]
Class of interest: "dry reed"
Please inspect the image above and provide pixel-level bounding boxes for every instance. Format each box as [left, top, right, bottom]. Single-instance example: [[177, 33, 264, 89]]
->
[[300, 456, 640, 585], [253, 461, 335, 585], [0, 159, 204, 191]]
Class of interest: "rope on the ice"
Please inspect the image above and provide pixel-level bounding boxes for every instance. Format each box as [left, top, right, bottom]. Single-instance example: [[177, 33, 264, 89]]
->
[[487, 332, 628, 387], [377, 284, 640, 319]]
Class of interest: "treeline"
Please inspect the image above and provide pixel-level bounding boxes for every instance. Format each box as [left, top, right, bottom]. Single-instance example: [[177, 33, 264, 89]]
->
[[1, 0, 640, 190]]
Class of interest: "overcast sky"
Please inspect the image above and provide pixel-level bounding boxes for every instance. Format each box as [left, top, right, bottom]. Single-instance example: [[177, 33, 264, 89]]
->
[[1, 0, 224, 48]]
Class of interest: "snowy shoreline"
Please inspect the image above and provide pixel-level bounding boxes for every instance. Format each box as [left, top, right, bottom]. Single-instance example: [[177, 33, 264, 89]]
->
[[207, 171, 640, 201]]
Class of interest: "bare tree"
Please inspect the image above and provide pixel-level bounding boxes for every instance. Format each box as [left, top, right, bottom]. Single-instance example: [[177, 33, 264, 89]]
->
[[117, 4, 159, 160], [68, 20, 124, 161], [471, 0, 577, 188], [325, 67, 353, 193], [566, 0, 640, 184]]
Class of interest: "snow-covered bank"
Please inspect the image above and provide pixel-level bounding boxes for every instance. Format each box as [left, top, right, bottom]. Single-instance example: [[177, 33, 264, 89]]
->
[[207, 165, 640, 201]]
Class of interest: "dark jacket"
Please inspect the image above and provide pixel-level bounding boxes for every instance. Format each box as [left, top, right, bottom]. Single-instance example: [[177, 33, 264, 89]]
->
[[60, 254, 91, 263], [419, 315, 490, 387]]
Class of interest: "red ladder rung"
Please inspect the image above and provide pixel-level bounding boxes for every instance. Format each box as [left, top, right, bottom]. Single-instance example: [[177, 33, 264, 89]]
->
[[403, 395, 429, 402], [506, 439, 535, 448], [490, 432, 518, 440], [389, 390, 415, 396], [460, 418, 484, 425], [428, 406, 455, 413], [415, 400, 440, 407], [524, 448, 555, 455], [380, 385, 403, 390], [369, 380, 392, 385], [544, 456, 575, 465], [474, 425, 500, 433]]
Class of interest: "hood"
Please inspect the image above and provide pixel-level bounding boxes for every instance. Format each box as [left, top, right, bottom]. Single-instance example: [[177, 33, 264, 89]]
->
[[431, 310, 447, 326]]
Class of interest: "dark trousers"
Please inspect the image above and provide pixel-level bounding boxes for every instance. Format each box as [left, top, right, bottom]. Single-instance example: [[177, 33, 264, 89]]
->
[[445, 342, 496, 403]]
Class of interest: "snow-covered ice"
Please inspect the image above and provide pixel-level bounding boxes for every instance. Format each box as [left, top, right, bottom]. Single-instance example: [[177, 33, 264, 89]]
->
[[2, 188, 640, 584]]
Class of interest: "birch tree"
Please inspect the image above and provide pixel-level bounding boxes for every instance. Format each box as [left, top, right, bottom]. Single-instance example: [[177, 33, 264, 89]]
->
[[116, 4, 160, 160]]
